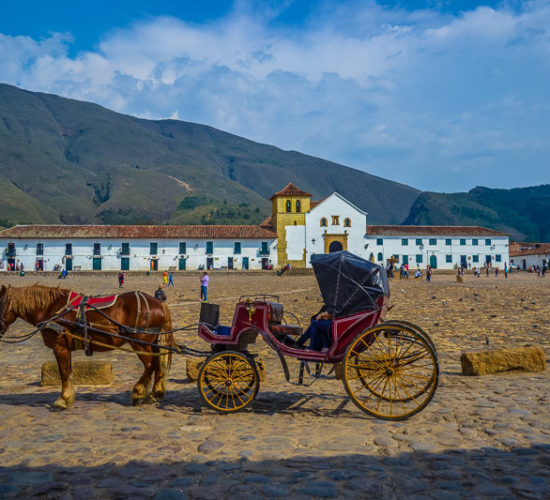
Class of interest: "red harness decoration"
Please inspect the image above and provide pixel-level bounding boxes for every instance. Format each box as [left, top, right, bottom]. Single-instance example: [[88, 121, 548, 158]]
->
[[68, 292, 118, 311]]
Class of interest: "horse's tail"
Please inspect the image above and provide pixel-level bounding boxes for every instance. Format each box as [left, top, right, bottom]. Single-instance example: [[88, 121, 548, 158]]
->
[[158, 302, 175, 387]]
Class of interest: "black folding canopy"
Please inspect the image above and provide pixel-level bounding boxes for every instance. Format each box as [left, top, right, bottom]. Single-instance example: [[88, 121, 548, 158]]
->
[[311, 250, 390, 318]]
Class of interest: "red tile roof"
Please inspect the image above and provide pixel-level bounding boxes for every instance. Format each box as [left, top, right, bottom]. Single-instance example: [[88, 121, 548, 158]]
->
[[270, 183, 311, 199], [259, 215, 274, 229], [509, 242, 550, 257], [0, 225, 277, 239], [367, 225, 509, 237]]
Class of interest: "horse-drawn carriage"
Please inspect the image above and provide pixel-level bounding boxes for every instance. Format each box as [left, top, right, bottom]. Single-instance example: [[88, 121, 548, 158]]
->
[[195, 251, 438, 420], [0, 251, 438, 419]]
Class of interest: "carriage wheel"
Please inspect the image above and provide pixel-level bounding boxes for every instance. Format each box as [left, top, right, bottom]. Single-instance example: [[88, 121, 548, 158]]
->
[[197, 351, 259, 413], [343, 324, 438, 420], [383, 320, 437, 353]]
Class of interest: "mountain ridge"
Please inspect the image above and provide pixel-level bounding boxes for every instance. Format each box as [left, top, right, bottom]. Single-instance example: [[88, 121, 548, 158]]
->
[[1, 83, 549, 242], [0, 83, 420, 226], [404, 185, 550, 241]]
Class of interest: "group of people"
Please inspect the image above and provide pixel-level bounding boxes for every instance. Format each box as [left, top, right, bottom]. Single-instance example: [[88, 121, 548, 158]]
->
[[162, 271, 174, 287], [7, 261, 24, 272]]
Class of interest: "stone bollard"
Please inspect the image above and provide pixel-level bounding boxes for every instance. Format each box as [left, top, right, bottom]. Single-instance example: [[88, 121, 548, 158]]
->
[[461, 345, 546, 376], [41, 361, 114, 386], [186, 356, 266, 382]]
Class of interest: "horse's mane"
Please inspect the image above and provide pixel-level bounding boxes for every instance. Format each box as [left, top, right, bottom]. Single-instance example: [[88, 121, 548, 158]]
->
[[5, 284, 70, 316]]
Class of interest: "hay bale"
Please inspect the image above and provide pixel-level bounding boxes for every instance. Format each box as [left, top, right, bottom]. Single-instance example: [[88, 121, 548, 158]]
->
[[461, 346, 546, 376], [41, 361, 114, 386], [186, 356, 266, 382], [186, 358, 204, 382]]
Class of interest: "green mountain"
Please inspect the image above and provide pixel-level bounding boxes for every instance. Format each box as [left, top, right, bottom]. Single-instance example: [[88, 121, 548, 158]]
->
[[403, 185, 550, 241], [0, 83, 420, 226]]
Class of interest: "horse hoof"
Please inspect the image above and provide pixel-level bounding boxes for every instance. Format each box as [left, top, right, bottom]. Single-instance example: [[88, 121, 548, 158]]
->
[[53, 398, 69, 410], [132, 398, 144, 406], [144, 394, 158, 405]]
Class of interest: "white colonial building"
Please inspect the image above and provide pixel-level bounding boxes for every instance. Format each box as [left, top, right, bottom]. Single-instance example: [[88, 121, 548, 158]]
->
[[366, 226, 509, 270], [0, 225, 277, 272], [509, 242, 550, 270], [0, 183, 510, 272]]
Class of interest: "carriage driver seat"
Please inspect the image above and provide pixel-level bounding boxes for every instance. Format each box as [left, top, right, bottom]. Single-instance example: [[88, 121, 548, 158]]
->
[[199, 302, 233, 336]]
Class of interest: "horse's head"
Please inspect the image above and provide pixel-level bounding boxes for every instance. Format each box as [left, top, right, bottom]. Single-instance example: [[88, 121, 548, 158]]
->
[[0, 285, 15, 337]]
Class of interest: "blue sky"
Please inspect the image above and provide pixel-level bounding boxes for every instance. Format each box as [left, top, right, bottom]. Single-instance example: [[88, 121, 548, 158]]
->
[[1, 0, 548, 192]]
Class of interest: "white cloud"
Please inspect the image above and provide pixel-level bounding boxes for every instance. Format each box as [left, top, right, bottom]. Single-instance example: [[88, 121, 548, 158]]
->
[[1, 1, 550, 191]]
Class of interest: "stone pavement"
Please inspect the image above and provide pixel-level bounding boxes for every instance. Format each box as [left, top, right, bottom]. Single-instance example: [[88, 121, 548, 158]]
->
[[0, 271, 549, 499]]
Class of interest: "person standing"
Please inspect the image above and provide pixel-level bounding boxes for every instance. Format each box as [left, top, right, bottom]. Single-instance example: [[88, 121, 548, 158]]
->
[[118, 272, 125, 288], [387, 262, 394, 279], [504, 263, 508, 279], [168, 272, 174, 287], [200, 271, 209, 302], [426, 265, 432, 282], [163, 270, 168, 285]]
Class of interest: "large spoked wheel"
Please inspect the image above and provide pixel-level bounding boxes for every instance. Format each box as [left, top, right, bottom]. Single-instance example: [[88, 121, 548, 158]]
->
[[343, 324, 439, 420], [197, 351, 260, 413], [383, 320, 437, 353]]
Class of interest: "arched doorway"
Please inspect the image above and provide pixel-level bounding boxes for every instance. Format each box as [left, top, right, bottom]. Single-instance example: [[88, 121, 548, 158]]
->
[[429, 255, 437, 269], [329, 241, 343, 253]]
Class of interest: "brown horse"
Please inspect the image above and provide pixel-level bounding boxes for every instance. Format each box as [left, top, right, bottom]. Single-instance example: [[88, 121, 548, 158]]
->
[[0, 284, 175, 409]]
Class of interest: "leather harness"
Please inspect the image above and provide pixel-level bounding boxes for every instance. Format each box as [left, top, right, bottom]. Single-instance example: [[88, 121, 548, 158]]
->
[[69, 291, 153, 355]]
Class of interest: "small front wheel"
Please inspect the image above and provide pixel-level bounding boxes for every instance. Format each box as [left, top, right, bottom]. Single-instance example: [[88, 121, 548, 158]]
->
[[343, 324, 439, 420], [197, 351, 259, 413]]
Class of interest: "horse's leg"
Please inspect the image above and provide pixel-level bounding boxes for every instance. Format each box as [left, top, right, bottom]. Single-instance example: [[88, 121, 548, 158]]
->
[[151, 349, 166, 400], [52, 340, 75, 409], [131, 346, 155, 405]]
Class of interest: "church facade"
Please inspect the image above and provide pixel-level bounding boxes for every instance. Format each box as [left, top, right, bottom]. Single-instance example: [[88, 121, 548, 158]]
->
[[0, 183, 509, 272], [268, 184, 509, 271]]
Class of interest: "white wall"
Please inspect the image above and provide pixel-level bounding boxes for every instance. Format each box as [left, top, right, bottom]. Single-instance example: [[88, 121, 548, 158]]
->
[[367, 235, 510, 270], [510, 253, 549, 270], [0, 237, 277, 271], [305, 193, 367, 267], [285, 225, 305, 261]]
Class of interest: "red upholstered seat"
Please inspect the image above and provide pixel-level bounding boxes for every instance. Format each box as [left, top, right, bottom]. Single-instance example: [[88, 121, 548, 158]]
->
[[68, 292, 118, 311]]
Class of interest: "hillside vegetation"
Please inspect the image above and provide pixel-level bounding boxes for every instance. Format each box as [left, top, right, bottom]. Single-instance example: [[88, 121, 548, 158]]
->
[[0, 84, 420, 226], [1, 84, 547, 241], [404, 185, 550, 241]]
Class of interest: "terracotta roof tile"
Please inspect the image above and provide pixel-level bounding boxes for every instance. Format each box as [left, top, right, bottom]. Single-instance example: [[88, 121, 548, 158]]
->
[[367, 225, 509, 237], [0, 225, 277, 239], [270, 183, 311, 199], [509, 242, 550, 257], [259, 215, 274, 229]]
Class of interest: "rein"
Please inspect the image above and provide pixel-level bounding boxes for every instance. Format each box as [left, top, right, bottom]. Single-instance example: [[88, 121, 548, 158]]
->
[[0, 298, 204, 357], [0, 290, 206, 357]]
